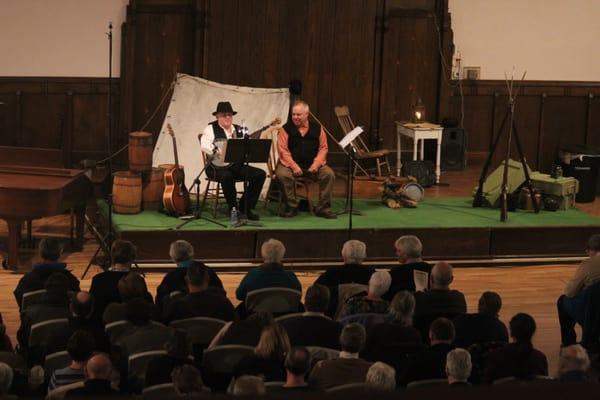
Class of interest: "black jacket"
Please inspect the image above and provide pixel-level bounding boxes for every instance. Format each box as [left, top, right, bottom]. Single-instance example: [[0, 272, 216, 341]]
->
[[280, 313, 343, 349], [13, 262, 80, 308]]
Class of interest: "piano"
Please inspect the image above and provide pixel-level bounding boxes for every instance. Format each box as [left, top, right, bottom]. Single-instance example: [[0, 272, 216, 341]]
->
[[0, 165, 91, 270]]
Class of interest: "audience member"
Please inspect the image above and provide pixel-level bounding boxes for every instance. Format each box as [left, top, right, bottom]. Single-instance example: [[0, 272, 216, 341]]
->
[[483, 313, 548, 383], [234, 323, 290, 382], [414, 262, 466, 338], [363, 291, 422, 361], [0, 314, 13, 351], [89, 240, 137, 323], [231, 375, 266, 396], [13, 238, 80, 308], [280, 285, 342, 349], [366, 362, 396, 391], [386, 235, 432, 300], [308, 323, 372, 390], [163, 261, 236, 324], [0, 362, 15, 399], [17, 272, 71, 350], [314, 240, 376, 315], [172, 365, 206, 396], [557, 344, 590, 382], [145, 329, 194, 387], [64, 354, 119, 397], [557, 234, 600, 346], [48, 330, 94, 392], [156, 240, 224, 311], [398, 317, 455, 386], [446, 348, 472, 386], [209, 312, 274, 348], [103, 272, 155, 325], [236, 239, 301, 300], [453, 291, 508, 348], [338, 271, 391, 319], [268, 347, 313, 393]]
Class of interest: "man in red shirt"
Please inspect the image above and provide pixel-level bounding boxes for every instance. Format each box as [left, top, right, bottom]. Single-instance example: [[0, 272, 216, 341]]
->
[[275, 100, 336, 218]]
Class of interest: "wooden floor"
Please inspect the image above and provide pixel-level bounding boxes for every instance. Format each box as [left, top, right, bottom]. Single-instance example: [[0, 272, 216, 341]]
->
[[0, 162, 598, 376]]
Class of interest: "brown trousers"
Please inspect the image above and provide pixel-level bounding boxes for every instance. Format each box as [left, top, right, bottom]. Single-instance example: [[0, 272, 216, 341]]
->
[[275, 163, 335, 210]]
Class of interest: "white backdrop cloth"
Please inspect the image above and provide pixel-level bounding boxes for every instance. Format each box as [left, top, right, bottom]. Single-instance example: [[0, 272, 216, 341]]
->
[[153, 73, 290, 195]]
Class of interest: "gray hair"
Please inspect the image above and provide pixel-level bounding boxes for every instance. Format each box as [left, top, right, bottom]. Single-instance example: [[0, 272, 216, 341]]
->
[[368, 271, 392, 298], [341, 240, 367, 264], [366, 362, 396, 391], [292, 99, 310, 112], [390, 291, 415, 325], [446, 348, 472, 381], [169, 240, 194, 262], [395, 235, 423, 258], [0, 363, 13, 394], [261, 238, 286, 263], [339, 323, 366, 353], [231, 375, 266, 396], [559, 344, 590, 374]]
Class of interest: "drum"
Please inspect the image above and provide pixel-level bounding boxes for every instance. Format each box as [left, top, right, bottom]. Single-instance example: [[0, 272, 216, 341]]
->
[[142, 168, 165, 211], [128, 131, 153, 172], [112, 171, 142, 214], [402, 182, 425, 202]]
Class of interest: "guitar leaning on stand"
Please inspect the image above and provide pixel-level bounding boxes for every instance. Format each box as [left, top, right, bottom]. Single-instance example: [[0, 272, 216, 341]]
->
[[163, 124, 190, 216]]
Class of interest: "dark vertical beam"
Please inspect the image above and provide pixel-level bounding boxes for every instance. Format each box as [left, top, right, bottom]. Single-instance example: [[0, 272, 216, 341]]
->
[[585, 93, 593, 145], [64, 90, 74, 168], [15, 91, 22, 147], [369, 0, 386, 149], [489, 92, 498, 151], [536, 93, 546, 169], [193, 0, 207, 77]]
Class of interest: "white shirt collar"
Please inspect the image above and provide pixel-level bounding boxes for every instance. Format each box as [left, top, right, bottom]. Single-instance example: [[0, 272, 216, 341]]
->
[[339, 351, 359, 359]]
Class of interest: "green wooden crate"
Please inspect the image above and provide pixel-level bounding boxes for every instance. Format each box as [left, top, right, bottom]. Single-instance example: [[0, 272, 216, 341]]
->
[[530, 172, 579, 210]]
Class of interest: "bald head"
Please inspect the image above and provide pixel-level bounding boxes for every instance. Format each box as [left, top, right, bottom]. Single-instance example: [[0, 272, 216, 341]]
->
[[71, 291, 94, 318], [86, 354, 112, 380], [431, 262, 454, 289]]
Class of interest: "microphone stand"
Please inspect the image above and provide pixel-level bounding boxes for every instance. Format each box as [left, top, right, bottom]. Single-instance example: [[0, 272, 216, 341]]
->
[[234, 135, 263, 228]]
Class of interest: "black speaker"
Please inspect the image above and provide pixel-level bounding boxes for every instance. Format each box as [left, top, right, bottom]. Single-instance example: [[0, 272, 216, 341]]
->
[[441, 127, 466, 171]]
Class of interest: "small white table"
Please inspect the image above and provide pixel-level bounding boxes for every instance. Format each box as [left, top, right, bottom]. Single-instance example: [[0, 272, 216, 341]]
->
[[395, 121, 443, 184]]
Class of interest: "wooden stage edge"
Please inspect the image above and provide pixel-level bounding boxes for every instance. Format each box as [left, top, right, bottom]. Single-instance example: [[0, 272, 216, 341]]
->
[[118, 225, 599, 268]]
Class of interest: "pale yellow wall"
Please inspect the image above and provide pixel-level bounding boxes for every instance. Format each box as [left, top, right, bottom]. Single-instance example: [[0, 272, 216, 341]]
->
[[449, 0, 600, 81], [0, 0, 127, 77]]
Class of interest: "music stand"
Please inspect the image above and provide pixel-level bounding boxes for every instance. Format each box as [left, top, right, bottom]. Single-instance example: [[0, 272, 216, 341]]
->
[[224, 138, 272, 227]]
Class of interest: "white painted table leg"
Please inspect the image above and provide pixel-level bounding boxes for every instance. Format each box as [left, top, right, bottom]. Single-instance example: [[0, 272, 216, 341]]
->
[[435, 135, 442, 183], [413, 138, 418, 161], [396, 126, 402, 176], [420, 138, 425, 160]]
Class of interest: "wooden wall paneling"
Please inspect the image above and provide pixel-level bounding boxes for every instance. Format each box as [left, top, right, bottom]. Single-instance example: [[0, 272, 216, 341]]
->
[[0, 93, 17, 147], [540, 96, 587, 171], [72, 93, 109, 163], [369, 0, 386, 148], [435, 0, 453, 121], [512, 95, 541, 169], [20, 93, 67, 149], [458, 94, 495, 153], [588, 95, 600, 147], [537, 93, 546, 170], [193, 0, 207, 76], [64, 91, 73, 167]]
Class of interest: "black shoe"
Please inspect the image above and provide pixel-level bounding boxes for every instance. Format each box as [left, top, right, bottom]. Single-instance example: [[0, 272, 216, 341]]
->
[[280, 207, 299, 218], [246, 210, 260, 221], [315, 207, 337, 219]]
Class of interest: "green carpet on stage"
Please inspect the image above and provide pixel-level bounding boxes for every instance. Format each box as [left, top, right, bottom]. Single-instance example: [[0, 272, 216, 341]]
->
[[99, 197, 600, 233]]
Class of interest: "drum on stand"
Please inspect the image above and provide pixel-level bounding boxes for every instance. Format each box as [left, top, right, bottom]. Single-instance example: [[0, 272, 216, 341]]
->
[[142, 167, 165, 211], [112, 171, 142, 214], [129, 131, 153, 172]]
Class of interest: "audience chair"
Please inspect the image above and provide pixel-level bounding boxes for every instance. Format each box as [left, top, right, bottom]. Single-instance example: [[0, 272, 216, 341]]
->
[[406, 378, 448, 389], [169, 317, 226, 347], [365, 342, 426, 365], [142, 382, 178, 399], [202, 345, 255, 392], [306, 346, 340, 363], [582, 281, 600, 350], [128, 350, 168, 385], [335, 283, 368, 319], [21, 289, 47, 310], [274, 312, 306, 323], [105, 320, 134, 345], [492, 375, 553, 385], [198, 134, 244, 218], [46, 380, 85, 400], [338, 313, 388, 332], [326, 382, 370, 393], [264, 381, 286, 388], [246, 288, 302, 315], [0, 351, 27, 375], [44, 350, 71, 379], [29, 318, 70, 348], [334, 105, 393, 178]]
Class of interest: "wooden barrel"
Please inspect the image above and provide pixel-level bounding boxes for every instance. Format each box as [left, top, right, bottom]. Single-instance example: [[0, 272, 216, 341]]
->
[[142, 168, 165, 211], [128, 131, 154, 172], [112, 171, 142, 214]]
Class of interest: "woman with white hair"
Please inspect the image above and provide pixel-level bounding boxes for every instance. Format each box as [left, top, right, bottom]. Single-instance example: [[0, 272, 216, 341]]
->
[[235, 239, 301, 301], [366, 362, 396, 391], [338, 271, 392, 319]]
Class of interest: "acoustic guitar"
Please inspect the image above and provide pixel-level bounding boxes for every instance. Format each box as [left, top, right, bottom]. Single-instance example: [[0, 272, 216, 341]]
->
[[247, 118, 282, 139], [163, 124, 190, 216]]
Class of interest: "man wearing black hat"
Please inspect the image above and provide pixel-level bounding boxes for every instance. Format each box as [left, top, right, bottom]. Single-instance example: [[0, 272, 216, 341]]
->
[[200, 101, 266, 220]]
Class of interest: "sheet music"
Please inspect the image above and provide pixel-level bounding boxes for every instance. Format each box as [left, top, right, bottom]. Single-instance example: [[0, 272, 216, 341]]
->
[[339, 126, 364, 149]]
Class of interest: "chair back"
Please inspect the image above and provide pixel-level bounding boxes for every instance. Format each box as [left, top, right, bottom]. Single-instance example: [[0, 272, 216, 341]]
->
[[333, 106, 369, 154], [46, 380, 85, 400], [406, 378, 448, 389], [368, 342, 426, 366], [246, 287, 302, 314], [44, 350, 71, 378], [105, 320, 134, 345], [306, 346, 339, 363], [22, 289, 47, 310], [274, 312, 305, 323], [326, 382, 369, 393], [335, 284, 368, 319], [169, 317, 226, 346], [338, 313, 388, 332], [142, 383, 177, 399], [201, 345, 255, 375], [492, 375, 552, 385], [29, 318, 70, 348], [0, 351, 27, 372], [128, 349, 168, 383]]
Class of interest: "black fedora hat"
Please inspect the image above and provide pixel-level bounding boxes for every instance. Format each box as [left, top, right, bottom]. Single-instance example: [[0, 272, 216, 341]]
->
[[212, 101, 237, 116]]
